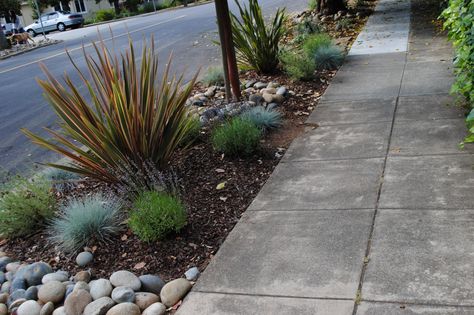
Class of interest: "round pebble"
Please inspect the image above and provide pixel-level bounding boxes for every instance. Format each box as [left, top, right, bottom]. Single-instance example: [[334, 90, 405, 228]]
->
[[73, 281, 90, 292], [0, 304, 6, 315], [134, 292, 160, 311], [111, 286, 135, 303], [74, 270, 91, 283], [142, 302, 166, 315], [139, 275, 165, 295], [76, 252, 93, 267], [184, 267, 200, 281], [17, 300, 41, 315], [24, 262, 53, 286], [38, 281, 66, 304], [40, 302, 54, 315], [64, 289, 92, 315], [89, 279, 113, 300], [42, 272, 68, 284], [25, 286, 38, 300], [83, 297, 115, 315], [109, 271, 141, 291], [105, 303, 140, 315], [52, 306, 66, 315], [160, 278, 192, 307]]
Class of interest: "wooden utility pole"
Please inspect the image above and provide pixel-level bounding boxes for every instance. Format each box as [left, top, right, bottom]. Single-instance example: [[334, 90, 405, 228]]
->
[[214, 0, 241, 101]]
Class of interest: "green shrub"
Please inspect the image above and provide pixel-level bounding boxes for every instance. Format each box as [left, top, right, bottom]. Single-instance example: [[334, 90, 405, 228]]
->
[[95, 9, 116, 22], [336, 18, 353, 31], [129, 191, 186, 241], [48, 194, 123, 253], [231, 0, 287, 73], [313, 45, 344, 70], [140, 2, 156, 13], [201, 66, 225, 86], [441, 0, 474, 143], [23, 38, 198, 184], [157, 0, 173, 9], [0, 177, 55, 238], [303, 33, 332, 56], [241, 106, 282, 130], [308, 0, 318, 10], [280, 50, 316, 81], [212, 117, 261, 156]]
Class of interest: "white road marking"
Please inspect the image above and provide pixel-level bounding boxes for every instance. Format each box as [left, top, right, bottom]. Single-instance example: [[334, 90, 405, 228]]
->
[[0, 14, 187, 75]]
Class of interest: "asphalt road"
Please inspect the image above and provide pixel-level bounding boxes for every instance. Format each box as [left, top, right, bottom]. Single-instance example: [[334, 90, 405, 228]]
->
[[0, 0, 307, 175]]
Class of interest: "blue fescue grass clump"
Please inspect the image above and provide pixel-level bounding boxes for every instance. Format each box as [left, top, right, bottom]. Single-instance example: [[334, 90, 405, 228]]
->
[[241, 106, 283, 130], [42, 168, 80, 182], [201, 66, 225, 86], [128, 191, 187, 242], [48, 194, 124, 253], [313, 45, 344, 70]]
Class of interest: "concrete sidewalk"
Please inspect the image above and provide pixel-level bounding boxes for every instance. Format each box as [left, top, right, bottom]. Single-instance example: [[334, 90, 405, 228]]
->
[[178, 0, 474, 313]]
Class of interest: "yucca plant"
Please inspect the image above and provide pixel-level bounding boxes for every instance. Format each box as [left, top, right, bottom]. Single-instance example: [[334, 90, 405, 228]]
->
[[22, 38, 198, 183], [231, 0, 287, 73]]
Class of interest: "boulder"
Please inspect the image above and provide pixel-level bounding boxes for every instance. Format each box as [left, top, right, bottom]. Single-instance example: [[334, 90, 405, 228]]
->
[[24, 262, 52, 286]]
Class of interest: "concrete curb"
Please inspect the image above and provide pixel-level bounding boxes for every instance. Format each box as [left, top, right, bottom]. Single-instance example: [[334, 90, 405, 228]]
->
[[0, 39, 62, 60]]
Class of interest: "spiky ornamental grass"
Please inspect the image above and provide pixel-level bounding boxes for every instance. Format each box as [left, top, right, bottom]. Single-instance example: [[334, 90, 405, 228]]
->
[[313, 45, 344, 70], [201, 66, 225, 86], [241, 106, 283, 130], [231, 0, 287, 73], [48, 194, 124, 253], [22, 37, 198, 184]]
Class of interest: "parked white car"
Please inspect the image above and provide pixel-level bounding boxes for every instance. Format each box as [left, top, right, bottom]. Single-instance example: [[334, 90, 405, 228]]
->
[[25, 11, 84, 36]]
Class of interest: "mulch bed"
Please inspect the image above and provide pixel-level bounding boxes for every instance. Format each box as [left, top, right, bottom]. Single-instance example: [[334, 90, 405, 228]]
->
[[3, 4, 375, 283]]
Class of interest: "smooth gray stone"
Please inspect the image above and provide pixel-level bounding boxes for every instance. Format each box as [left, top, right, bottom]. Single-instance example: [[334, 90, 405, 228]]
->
[[307, 98, 396, 126], [389, 118, 472, 155], [177, 292, 354, 315], [363, 210, 474, 305], [380, 155, 474, 209], [139, 275, 165, 295], [358, 302, 474, 315], [194, 210, 373, 298], [248, 158, 384, 211], [283, 122, 390, 161]]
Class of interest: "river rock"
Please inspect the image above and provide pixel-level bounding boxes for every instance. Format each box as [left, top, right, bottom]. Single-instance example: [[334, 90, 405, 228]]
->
[[106, 303, 140, 315], [142, 302, 166, 315], [138, 275, 165, 295], [159, 278, 192, 307], [89, 279, 112, 300], [134, 292, 160, 311], [25, 286, 38, 300], [8, 289, 25, 305], [83, 296, 115, 315], [249, 94, 264, 105], [262, 93, 274, 103], [254, 82, 267, 89], [74, 270, 91, 283], [105, 303, 140, 315], [10, 277, 26, 292], [42, 272, 68, 284], [0, 304, 6, 315], [8, 298, 25, 311], [272, 94, 285, 104], [0, 282, 10, 293], [111, 287, 134, 303], [261, 88, 276, 95], [76, 252, 93, 267], [5, 262, 20, 273], [276, 86, 287, 96], [17, 300, 41, 315], [0, 272, 4, 285], [109, 271, 140, 291], [38, 281, 65, 304], [64, 289, 92, 315], [24, 263, 52, 286], [184, 267, 200, 281], [40, 302, 54, 315], [73, 281, 89, 292], [245, 79, 257, 88], [0, 293, 7, 304], [0, 257, 12, 271], [52, 306, 66, 315]]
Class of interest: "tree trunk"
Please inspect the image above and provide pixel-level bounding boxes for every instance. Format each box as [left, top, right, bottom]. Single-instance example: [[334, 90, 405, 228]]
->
[[0, 31, 10, 50], [321, 0, 346, 14], [113, 0, 120, 15]]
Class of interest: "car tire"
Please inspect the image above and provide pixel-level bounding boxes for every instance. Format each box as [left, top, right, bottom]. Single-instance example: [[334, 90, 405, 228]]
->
[[27, 29, 36, 37], [57, 23, 66, 32]]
